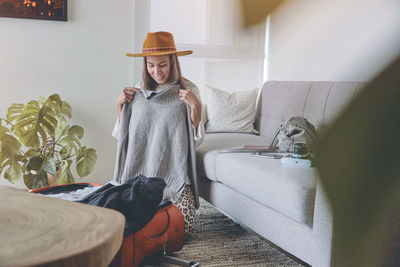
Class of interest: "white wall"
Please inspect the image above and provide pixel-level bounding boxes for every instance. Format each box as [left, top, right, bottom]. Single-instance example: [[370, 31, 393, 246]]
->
[[132, 0, 150, 83], [150, 0, 266, 102], [268, 0, 400, 82], [0, 0, 134, 187], [0, 0, 266, 188]]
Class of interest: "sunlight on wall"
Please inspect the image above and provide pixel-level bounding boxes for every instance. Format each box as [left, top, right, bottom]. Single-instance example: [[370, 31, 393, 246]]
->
[[267, 0, 400, 81]]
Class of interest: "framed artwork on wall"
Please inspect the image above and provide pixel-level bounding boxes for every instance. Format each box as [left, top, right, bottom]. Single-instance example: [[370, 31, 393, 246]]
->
[[0, 0, 67, 21]]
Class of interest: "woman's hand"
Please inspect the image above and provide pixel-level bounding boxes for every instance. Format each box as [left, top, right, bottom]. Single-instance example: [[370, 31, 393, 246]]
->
[[179, 89, 202, 132], [117, 87, 140, 119]]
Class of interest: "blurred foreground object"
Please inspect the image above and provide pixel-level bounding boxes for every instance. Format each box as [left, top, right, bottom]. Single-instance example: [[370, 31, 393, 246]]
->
[[0, 186, 124, 266], [240, 0, 285, 27], [315, 55, 400, 267]]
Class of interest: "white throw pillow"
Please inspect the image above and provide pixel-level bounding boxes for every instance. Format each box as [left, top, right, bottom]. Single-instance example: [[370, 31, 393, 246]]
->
[[205, 85, 259, 134]]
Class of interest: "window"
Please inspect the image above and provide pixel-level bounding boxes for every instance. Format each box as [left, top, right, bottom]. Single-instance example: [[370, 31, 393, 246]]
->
[[148, 0, 266, 100]]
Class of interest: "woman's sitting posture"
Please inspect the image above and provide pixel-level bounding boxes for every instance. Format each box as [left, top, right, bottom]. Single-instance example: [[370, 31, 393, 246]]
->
[[112, 31, 204, 240]]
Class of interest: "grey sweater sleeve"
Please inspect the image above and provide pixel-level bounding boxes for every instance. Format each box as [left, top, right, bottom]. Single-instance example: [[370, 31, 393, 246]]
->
[[183, 79, 205, 148], [112, 81, 143, 139]]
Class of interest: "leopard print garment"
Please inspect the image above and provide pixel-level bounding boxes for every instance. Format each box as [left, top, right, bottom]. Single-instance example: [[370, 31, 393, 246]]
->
[[176, 185, 195, 240]]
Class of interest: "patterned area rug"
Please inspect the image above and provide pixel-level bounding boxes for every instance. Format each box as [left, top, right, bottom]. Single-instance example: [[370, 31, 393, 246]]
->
[[143, 198, 304, 266]]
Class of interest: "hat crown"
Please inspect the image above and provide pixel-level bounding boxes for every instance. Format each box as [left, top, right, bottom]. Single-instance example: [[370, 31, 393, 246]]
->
[[142, 31, 177, 53]]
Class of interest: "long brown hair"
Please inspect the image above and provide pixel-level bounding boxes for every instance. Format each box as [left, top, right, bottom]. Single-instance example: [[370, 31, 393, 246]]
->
[[142, 54, 186, 90]]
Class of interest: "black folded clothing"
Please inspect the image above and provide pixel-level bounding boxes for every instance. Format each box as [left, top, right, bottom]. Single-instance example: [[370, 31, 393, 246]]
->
[[35, 175, 166, 237], [77, 175, 166, 236]]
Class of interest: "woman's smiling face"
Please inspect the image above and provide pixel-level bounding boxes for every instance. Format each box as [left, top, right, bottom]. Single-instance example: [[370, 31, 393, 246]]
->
[[146, 55, 171, 85]]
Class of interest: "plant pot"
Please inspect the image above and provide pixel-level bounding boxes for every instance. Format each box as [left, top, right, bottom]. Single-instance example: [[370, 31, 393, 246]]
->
[[46, 168, 62, 186]]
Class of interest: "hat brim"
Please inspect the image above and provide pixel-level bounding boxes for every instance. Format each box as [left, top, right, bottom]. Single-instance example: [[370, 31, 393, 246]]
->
[[126, 50, 193, 57]]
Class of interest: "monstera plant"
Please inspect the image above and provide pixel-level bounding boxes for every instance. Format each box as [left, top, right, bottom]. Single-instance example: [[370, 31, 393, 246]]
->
[[0, 94, 97, 189]]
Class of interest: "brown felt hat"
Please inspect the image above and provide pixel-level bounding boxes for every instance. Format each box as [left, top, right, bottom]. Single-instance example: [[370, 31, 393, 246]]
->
[[126, 31, 193, 57]]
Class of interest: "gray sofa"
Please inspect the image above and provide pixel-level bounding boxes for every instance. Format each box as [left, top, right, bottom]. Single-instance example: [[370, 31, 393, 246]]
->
[[196, 81, 365, 266]]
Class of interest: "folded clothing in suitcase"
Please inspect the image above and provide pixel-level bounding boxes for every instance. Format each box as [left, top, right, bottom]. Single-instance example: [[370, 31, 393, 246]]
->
[[32, 178, 185, 267]]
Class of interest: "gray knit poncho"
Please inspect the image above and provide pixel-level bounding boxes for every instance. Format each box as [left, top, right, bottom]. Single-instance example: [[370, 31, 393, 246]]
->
[[113, 84, 196, 202]]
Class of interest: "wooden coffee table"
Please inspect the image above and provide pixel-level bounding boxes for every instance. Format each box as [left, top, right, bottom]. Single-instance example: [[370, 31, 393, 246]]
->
[[0, 186, 125, 267]]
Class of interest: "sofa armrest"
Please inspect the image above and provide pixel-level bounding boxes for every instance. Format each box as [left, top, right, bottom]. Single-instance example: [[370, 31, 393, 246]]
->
[[312, 178, 335, 267]]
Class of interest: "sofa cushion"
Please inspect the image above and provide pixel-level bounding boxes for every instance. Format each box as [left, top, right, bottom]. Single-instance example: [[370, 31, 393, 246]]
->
[[255, 81, 364, 142], [196, 133, 268, 181], [205, 85, 259, 134], [215, 153, 318, 224]]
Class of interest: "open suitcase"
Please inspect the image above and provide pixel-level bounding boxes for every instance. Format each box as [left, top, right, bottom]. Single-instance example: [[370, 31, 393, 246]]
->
[[31, 183, 197, 267]]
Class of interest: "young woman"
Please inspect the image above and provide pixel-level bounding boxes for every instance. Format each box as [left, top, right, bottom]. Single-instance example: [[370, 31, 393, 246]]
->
[[112, 31, 204, 239]]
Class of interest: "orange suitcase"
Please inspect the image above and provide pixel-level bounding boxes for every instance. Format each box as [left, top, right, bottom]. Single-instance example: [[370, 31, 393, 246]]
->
[[31, 183, 185, 267], [110, 203, 184, 267]]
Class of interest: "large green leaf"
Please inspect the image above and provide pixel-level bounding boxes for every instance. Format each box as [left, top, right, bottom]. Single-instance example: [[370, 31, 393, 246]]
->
[[43, 94, 62, 115], [42, 157, 57, 178], [0, 128, 22, 182], [6, 103, 25, 123], [0, 132, 22, 158], [55, 114, 68, 140], [12, 101, 57, 147], [59, 159, 75, 185], [59, 125, 84, 156], [0, 124, 9, 135], [0, 155, 6, 177], [23, 169, 48, 190], [69, 125, 84, 139], [61, 101, 72, 119], [0, 153, 23, 184], [39, 96, 46, 105], [76, 146, 97, 177], [23, 148, 39, 158], [3, 156, 23, 183]]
